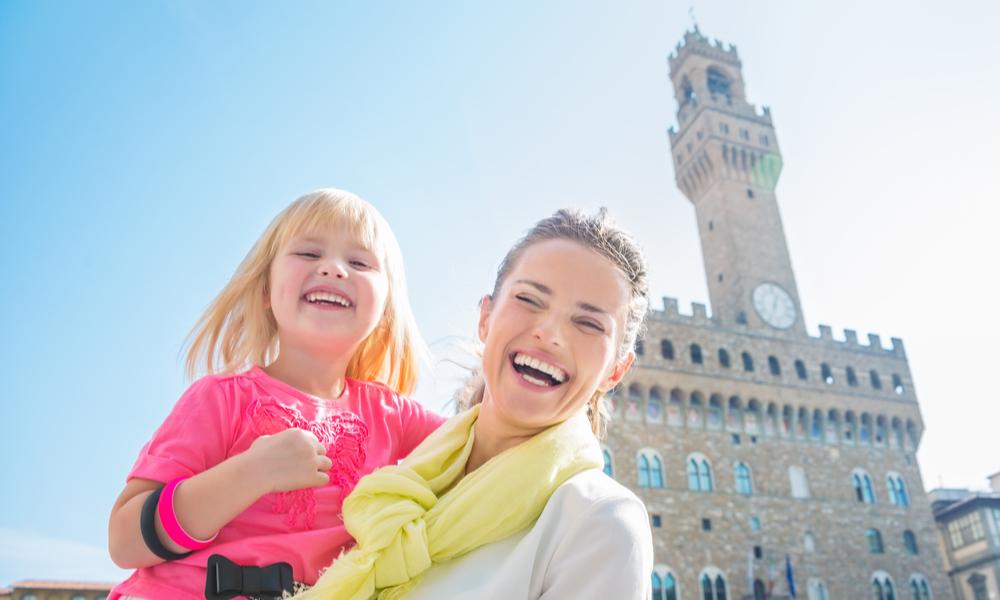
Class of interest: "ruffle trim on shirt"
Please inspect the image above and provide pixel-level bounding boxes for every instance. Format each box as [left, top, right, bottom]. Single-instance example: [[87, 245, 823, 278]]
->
[[247, 396, 369, 529]]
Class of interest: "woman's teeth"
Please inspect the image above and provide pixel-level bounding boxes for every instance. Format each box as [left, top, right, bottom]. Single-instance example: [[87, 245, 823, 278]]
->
[[304, 291, 350, 307], [512, 353, 567, 385]]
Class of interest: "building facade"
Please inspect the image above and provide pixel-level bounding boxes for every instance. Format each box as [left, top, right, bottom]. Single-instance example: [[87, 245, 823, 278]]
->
[[602, 29, 952, 600], [929, 483, 1000, 600], [0, 581, 113, 600]]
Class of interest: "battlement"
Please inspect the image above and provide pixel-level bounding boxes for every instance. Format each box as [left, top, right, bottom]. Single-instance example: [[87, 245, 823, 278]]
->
[[668, 27, 741, 74], [668, 99, 774, 143], [648, 297, 905, 358]]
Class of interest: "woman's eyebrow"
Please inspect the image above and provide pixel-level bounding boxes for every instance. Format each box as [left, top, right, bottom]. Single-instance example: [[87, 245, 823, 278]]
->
[[514, 280, 551, 295], [578, 302, 610, 316]]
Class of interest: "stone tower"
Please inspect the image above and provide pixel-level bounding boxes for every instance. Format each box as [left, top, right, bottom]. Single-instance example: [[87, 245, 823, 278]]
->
[[668, 28, 801, 336], [601, 28, 952, 600]]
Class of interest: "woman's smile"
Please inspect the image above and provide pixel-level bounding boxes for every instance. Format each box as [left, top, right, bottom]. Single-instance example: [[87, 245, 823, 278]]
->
[[477, 238, 633, 436]]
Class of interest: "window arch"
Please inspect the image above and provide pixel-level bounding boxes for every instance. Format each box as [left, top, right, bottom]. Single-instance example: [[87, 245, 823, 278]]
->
[[637, 448, 664, 488], [904, 530, 919, 555], [789, 466, 810, 498], [846, 366, 858, 386], [768, 356, 781, 376], [860, 413, 873, 444], [876, 415, 887, 445], [688, 392, 704, 428], [821, 363, 833, 384], [803, 531, 816, 552], [652, 566, 679, 600], [699, 567, 729, 600], [691, 343, 704, 364], [742, 352, 754, 371], [852, 468, 876, 503], [887, 472, 909, 506], [867, 529, 885, 553], [735, 462, 753, 494], [807, 578, 829, 600], [825, 409, 839, 443], [687, 453, 714, 491], [870, 370, 882, 389], [718, 348, 731, 368], [726, 396, 742, 432], [893, 374, 905, 395], [810, 409, 823, 441], [707, 395, 723, 430], [909, 574, 931, 600], [629, 384, 643, 399], [872, 571, 896, 600], [601, 445, 614, 478], [706, 67, 732, 95], [795, 359, 807, 380], [781, 405, 794, 438], [843, 411, 856, 443], [661, 339, 675, 360]]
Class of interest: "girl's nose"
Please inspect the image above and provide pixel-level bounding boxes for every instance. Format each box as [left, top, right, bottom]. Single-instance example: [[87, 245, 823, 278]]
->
[[320, 260, 348, 279]]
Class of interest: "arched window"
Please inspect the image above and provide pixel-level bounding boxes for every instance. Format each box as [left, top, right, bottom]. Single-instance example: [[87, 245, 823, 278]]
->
[[887, 473, 909, 506], [768, 356, 781, 375], [904, 530, 919, 555], [846, 366, 858, 386], [893, 374, 905, 395], [661, 340, 675, 360], [843, 411, 856, 443], [876, 416, 887, 445], [688, 454, 713, 491], [795, 359, 808, 380], [853, 469, 876, 503], [629, 384, 643, 398], [821, 363, 833, 385], [754, 579, 766, 600], [872, 572, 897, 600], [638, 449, 664, 488], [691, 343, 704, 364], [735, 462, 752, 494], [867, 529, 884, 553], [707, 67, 732, 95], [635, 339, 644, 356], [807, 578, 829, 600], [700, 568, 729, 600], [602, 448, 613, 477], [860, 414, 872, 444], [870, 370, 882, 389], [718, 348, 731, 368], [804, 531, 816, 552], [653, 568, 679, 600], [811, 409, 823, 441], [789, 466, 810, 499], [742, 352, 754, 371], [910, 575, 932, 600], [781, 405, 794, 437]]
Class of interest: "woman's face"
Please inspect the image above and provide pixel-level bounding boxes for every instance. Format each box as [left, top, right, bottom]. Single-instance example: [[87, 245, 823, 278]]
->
[[478, 238, 634, 435]]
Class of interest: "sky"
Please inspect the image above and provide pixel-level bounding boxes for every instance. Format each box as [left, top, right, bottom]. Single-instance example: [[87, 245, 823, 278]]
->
[[1, 0, 998, 586]]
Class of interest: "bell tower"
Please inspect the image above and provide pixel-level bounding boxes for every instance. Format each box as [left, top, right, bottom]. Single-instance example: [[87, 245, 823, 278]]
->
[[668, 28, 805, 336]]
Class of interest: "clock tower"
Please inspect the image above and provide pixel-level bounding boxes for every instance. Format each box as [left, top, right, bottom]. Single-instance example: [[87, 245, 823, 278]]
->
[[667, 28, 805, 335]]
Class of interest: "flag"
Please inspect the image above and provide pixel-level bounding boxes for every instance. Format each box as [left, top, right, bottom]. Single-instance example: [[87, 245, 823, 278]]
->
[[747, 550, 755, 597], [785, 553, 797, 598], [767, 551, 776, 599]]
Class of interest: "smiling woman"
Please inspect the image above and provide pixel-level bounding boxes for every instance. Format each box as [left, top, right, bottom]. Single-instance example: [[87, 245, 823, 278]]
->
[[297, 208, 654, 600]]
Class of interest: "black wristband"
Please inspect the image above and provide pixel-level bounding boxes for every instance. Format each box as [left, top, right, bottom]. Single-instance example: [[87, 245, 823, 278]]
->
[[141, 487, 194, 561]]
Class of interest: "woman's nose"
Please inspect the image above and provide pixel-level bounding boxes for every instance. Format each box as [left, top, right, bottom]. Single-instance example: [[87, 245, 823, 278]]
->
[[532, 314, 565, 346]]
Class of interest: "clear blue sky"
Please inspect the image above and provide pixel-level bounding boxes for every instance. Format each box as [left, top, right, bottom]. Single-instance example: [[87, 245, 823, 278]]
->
[[2, 0, 997, 585]]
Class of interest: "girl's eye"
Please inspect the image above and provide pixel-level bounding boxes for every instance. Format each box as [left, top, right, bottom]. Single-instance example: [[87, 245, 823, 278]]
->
[[297, 252, 320, 258], [350, 260, 373, 269]]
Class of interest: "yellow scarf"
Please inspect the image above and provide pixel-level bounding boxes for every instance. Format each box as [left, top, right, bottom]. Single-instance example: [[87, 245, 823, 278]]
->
[[294, 404, 602, 600]]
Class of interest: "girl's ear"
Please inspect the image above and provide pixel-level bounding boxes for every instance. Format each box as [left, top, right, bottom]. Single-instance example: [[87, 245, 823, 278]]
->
[[262, 281, 271, 309], [597, 352, 634, 393], [477, 295, 493, 343]]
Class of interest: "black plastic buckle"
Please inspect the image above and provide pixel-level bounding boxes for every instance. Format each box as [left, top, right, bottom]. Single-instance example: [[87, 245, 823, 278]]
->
[[205, 554, 294, 600]]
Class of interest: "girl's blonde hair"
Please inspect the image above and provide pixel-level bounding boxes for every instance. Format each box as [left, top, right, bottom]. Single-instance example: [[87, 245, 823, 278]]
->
[[185, 189, 424, 396], [463, 207, 649, 438]]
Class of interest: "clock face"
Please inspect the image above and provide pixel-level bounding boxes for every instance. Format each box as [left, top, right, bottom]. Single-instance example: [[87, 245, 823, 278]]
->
[[751, 282, 797, 329]]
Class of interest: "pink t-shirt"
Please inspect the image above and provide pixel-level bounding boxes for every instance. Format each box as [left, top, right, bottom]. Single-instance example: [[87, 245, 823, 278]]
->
[[110, 366, 446, 600]]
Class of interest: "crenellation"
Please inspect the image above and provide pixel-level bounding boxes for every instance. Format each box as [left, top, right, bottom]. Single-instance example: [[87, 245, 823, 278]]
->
[[844, 329, 858, 346], [868, 333, 883, 350], [662, 296, 679, 316], [891, 338, 906, 359], [692, 302, 708, 322], [818, 325, 833, 340]]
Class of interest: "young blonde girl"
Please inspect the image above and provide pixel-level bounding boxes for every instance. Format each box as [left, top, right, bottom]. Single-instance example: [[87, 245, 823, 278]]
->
[[107, 189, 446, 600]]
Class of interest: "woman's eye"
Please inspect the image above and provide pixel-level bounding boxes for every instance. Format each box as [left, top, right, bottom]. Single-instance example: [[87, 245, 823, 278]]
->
[[515, 294, 541, 307], [578, 320, 605, 333]]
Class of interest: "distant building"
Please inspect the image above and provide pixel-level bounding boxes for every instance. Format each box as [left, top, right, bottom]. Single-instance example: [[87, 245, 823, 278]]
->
[[930, 479, 1000, 600], [0, 581, 114, 600], [601, 28, 952, 600]]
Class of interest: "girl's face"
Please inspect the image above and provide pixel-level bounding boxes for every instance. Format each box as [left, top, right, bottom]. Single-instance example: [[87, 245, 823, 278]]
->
[[265, 227, 389, 360], [477, 239, 634, 435]]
